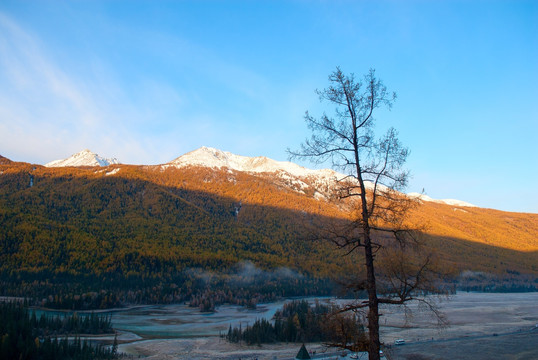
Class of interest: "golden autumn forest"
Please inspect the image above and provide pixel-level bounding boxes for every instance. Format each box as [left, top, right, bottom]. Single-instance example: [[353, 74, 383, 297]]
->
[[0, 153, 537, 309]]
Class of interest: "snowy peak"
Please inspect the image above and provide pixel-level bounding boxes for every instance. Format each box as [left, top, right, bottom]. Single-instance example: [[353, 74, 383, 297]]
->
[[170, 147, 474, 208], [45, 149, 120, 167], [168, 147, 347, 200], [169, 147, 237, 169], [169, 146, 336, 179], [169, 147, 382, 202]]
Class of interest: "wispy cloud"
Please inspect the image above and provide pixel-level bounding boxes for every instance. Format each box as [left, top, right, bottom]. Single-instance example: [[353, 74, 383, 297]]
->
[[0, 12, 190, 164], [0, 13, 115, 162], [0, 11, 286, 165]]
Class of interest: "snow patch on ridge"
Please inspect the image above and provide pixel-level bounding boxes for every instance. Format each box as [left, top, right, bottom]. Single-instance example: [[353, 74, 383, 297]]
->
[[407, 192, 476, 207], [45, 150, 120, 167], [105, 168, 120, 176]]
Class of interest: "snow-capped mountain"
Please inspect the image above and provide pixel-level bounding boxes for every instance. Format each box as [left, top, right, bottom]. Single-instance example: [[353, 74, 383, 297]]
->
[[169, 146, 338, 178], [168, 146, 350, 198], [45, 150, 120, 167], [43, 146, 474, 207], [169, 146, 306, 175]]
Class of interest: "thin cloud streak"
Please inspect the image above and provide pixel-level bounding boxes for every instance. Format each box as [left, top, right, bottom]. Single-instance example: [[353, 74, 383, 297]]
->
[[0, 12, 281, 165], [0, 13, 110, 162], [0, 13, 182, 165]]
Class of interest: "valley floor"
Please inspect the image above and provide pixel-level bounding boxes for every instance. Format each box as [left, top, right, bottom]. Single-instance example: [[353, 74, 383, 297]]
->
[[388, 329, 538, 360], [117, 292, 538, 360], [120, 338, 327, 360]]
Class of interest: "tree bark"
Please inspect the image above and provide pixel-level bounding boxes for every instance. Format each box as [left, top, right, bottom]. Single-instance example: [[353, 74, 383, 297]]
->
[[355, 127, 381, 359], [364, 230, 380, 360]]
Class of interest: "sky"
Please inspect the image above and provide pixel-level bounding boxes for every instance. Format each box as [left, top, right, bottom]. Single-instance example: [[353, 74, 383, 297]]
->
[[0, 1, 536, 213]]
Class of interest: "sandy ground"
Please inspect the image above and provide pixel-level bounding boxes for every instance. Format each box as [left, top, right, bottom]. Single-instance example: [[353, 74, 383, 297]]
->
[[119, 338, 331, 360], [118, 292, 538, 360], [382, 292, 538, 360], [380, 292, 538, 343], [387, 330, 538, 360]]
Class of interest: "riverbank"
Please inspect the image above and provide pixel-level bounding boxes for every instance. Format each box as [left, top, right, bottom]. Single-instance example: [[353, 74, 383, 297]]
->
[[116, 292, 538, 359], [119, 337, 329, 360]]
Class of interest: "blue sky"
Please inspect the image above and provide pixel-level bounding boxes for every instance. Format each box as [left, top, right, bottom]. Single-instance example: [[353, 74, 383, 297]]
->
[[0, 1, 536, 213]]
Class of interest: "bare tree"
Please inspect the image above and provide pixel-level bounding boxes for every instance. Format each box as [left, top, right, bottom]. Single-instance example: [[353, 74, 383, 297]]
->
[[289, 67, 445, 360]]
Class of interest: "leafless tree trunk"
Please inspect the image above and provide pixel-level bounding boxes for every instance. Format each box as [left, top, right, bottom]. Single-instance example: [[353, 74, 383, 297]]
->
[[289, 67, 446, 360]]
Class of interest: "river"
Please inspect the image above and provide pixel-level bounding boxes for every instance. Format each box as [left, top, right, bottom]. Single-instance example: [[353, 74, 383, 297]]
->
[[111, 298, 297, 338], [34, 292, 538, 359]]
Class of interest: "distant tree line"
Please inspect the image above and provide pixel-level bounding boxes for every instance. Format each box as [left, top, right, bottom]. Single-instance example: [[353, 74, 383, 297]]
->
[[31, 311, 113, 336], [0, 301, 117, 360], [0, 269, 336, 311], [225, 299, 367, 349], [457, 272, 538, 292]]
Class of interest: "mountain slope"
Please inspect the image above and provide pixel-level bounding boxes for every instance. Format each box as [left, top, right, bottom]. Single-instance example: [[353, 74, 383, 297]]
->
[[0, 155, 12, 165], [45, 149, 120, 167], [45, 146, 476, 207], [0, 162, 343, 276], [170, 147, 478, 207], [0, 148, 537, 304]]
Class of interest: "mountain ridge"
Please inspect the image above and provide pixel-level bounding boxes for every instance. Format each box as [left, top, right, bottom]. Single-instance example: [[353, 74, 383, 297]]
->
[[47, 146, 477, 209], [0, 153, 536, 305], [45, 149, 121, 167]]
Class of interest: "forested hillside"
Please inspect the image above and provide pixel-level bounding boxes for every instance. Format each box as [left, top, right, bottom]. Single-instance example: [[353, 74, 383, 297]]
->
[[1, 158, 537, 308], [0, 161, 347, 275]]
